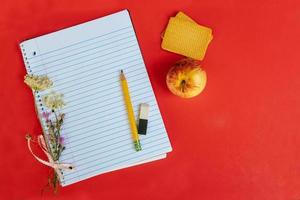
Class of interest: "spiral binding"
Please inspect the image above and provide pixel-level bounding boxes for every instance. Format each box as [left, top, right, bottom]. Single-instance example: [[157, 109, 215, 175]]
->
[[20, 44, 45, 113], [20, 43, 65, 184]]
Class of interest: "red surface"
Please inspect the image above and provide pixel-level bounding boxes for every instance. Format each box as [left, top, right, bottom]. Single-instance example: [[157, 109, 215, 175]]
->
[[1, 0, 300, 199]]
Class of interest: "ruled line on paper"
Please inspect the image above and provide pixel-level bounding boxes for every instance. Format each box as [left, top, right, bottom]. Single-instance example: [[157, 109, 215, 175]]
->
[[62, 113, 162, 148], [61, 126, 165, 162], [61, 124, 165, 161], [61, 110, 161, 145], [62, 101, 154, 131], [32, 47, 139, 76], [62, 78, 153, 115], [52, 60, 144, 91], [63, 150, 169, 186], [62, 128, 163, 159], [61, 102, 158, 139], [52, 53, 142, 83], [52, 58, 143, 87], [69, 135, 168, 167], [33, 43, 139, 74], [27, 26, 132, 60], [62, 153, 167, 186], [32, 44, 138, 73], [59, 89, 159, 139], [65, 141, 170, 178], [64, 91, 155, 119], [63, 151, 167, 185], [39, 80, 155, 128], [31, 38, 137, 72], [61, 107, 159, 143], [30, 30, 134, 66], [64, 93, 153, 120], [30, 35, 136, 68], [60, 67, 147, 109], [55, 66, 146, 94], [63, 130, 165, 161], [29, 34, 136, 68], [61, 85, 149, 113], [41, 51, 141, 80], [60, 78, 150, 110], [62, 131, 164, 164], [64, 144, 171, 181], [63, 87, 153, 118]]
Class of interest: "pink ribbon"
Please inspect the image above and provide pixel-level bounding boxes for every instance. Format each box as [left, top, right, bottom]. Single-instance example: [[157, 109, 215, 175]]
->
[[26, 134, 74, 181]]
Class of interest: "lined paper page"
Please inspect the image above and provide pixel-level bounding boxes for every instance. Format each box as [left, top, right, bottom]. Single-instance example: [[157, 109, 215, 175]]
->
[[20, 10, 172, 186]]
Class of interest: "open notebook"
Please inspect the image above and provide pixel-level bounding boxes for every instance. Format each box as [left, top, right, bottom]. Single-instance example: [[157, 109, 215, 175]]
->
[[20, 10, 172, 186]]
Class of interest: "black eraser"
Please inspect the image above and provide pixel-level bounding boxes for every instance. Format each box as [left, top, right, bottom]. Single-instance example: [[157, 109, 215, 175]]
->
[[138, 103, 149, 135], [138, 119, 148, 135]]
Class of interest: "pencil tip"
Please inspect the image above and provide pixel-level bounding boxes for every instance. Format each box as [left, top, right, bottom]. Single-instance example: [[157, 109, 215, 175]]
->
[[120, 70, 126, 80]]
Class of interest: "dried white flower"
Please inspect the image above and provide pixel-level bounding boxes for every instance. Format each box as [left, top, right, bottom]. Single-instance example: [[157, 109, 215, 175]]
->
[[24, 74, 53, 91], [42, 91, 65, 110]]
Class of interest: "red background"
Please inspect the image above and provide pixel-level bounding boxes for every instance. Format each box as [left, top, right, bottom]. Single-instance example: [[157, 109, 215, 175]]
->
[[1, 0, 300, 199]]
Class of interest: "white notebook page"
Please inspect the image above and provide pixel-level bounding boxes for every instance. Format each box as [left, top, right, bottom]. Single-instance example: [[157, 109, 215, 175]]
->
[[20, 10, 172, 186]]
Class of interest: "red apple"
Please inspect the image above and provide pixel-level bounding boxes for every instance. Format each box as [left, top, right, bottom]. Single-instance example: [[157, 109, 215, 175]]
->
[[166, 58, 207, 98]]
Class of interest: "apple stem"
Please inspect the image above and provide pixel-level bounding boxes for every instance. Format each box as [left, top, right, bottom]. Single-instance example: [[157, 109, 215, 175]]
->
[[181, 80, 186, 92]]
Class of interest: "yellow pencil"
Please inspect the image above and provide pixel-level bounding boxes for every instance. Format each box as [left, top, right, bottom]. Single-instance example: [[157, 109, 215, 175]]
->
[[120, 70, 142, 151]]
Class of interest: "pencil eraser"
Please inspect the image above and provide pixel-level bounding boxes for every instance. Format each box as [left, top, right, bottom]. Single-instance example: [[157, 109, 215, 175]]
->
[[138, 103, 149, 135]]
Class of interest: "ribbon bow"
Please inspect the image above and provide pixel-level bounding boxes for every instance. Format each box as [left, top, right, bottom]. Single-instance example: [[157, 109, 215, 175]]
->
[[26, 134, 74, 181]]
